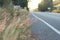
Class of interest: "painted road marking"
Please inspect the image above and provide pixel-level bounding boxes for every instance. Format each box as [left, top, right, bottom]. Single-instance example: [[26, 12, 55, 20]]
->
[[32, 13, 60, 35]]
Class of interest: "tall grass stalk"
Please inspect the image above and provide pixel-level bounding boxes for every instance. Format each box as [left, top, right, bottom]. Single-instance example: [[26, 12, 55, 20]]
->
[[0, 8, 34, 40]]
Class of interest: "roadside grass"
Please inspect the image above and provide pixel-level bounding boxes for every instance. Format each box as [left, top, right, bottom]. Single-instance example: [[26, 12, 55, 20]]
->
[[52, 10, 60, 13], [0, 8, 37, 40]]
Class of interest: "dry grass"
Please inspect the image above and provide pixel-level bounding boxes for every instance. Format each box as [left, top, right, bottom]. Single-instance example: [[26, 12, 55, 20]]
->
[[52, 10, 60, 13], [0, 8, 37, 40]]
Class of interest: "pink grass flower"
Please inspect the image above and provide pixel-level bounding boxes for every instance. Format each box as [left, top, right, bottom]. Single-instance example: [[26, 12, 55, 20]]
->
[[0, 25, 5, 31]]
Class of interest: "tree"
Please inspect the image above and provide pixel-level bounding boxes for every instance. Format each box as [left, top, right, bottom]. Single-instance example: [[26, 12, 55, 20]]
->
[[13, 0, 20, 5], [3, 0, 13, 8], [0, 0, 28, 10], [19, 0, 28, 8], [13, 0, 28, 10], [0, 0, 3, 7], [38, 0, 53, 11]]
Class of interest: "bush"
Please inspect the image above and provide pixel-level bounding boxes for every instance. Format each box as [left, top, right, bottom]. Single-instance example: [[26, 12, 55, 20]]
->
[[52, 10, 60, 13]]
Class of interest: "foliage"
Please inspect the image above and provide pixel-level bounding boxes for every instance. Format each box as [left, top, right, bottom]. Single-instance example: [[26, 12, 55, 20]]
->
[[0, 0, 28, 10], [0, 0, 3, 7], [0, 0, 28, 9], [13, 0, 20, 5], [19, 0, 28, 8], [13, 0, 28, 9], [38, 0, 53, 11]]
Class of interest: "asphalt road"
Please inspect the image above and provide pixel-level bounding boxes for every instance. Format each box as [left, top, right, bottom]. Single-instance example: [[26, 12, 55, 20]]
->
[[30, 12, 60, 40]]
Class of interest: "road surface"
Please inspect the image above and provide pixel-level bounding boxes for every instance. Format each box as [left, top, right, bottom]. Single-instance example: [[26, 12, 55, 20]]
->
[[30, 12, 60, 40]]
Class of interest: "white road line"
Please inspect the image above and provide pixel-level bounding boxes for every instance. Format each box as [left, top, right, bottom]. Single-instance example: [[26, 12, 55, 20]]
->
[[32, 13, 60, 35]]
